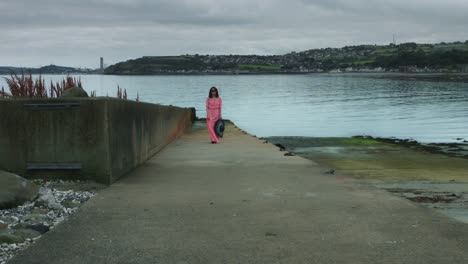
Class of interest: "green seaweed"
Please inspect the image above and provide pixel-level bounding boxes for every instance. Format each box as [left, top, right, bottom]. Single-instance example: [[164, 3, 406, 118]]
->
[[339, 138, 383, 146]]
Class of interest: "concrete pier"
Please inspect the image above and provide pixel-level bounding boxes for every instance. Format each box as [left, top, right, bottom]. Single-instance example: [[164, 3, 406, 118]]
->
[[8, 122, 468, 263]]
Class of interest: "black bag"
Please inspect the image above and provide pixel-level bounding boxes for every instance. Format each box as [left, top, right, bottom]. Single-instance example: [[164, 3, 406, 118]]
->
[[214, 119, 225, 138]]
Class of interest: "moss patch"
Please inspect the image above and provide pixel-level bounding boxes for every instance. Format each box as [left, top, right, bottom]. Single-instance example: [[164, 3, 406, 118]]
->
[[266, 136, 468, 182], [339, 137, 383, 146]]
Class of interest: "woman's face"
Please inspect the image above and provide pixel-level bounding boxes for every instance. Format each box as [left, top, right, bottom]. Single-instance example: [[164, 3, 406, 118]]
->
[[211, 89, 216, 95]]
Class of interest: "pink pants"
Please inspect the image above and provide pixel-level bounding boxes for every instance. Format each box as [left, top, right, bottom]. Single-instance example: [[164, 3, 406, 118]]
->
[[207, 118, 219, 143], [206, 97, 222, 144]]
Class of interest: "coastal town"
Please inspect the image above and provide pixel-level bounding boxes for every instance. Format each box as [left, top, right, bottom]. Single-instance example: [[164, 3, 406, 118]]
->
[[2, 41, 467, 75], [104, 40, 468, 74]]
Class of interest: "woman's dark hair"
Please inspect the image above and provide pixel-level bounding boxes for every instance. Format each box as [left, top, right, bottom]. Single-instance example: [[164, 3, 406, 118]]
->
[[208, 86, 219, 98]]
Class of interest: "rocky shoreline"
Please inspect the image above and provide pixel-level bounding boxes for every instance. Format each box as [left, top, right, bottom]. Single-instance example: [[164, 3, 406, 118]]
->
[[0, 180, 105, 264], [370, 73, 468, 83], [352, 135, 468, 159]]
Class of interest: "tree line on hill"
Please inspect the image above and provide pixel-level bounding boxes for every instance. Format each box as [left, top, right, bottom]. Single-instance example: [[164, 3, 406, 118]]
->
[[104, 40, 468, 74], [3, 41, 467, 75]]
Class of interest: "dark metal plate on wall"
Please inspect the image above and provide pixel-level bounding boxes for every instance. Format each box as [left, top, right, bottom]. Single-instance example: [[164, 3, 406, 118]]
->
[[27, 163, 82, 170], [24, 103, 80, 110]]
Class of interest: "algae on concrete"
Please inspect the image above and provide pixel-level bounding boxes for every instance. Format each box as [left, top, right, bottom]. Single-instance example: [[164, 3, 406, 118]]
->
[[266, 136, 468, 182], [267, 136, 468, 224]]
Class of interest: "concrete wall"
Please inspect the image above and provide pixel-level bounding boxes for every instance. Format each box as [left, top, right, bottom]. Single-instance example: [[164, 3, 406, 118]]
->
[[106, 100, 194, 183], [0, 98, 195, 184]]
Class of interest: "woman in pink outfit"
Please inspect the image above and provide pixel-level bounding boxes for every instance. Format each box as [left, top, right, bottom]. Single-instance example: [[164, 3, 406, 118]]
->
[[206, 86, 222, 144]]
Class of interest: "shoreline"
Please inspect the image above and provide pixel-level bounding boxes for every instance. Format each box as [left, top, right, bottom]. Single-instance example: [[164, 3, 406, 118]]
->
[[3, 72, 468, 83], [368, 72, 468, 83], [97, 72, 468, 84], [352, 135, 468, 159], [265, 135, 468, 224]]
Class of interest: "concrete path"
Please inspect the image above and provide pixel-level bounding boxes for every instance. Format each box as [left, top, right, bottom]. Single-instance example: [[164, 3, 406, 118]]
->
[[9, 122, 468, 264]]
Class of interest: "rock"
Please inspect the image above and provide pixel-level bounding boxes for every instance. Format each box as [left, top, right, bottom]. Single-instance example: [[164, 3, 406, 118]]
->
[[60, 86, 88, 98], [13, 229, 41, 240], [274, 143, 286, 151], [402, 192, 460, 203], [28, 224, 50, 234], [36, 188, 64, 210], [22, 214, 49, 223], [265, 232, 277, 237], [47, 181, 105, 192], [0, 171, 39, 209], [62, 199, 80, 209], [31, 208, 49, 215], [11, 223, 28, 230], [189, 107, 196, 123], [0, 230, 24, 244], [13, 223, 49, 234], [0, 222, 7, 230]]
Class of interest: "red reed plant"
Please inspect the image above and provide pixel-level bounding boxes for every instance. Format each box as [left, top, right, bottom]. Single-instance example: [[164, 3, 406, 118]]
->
[[50, 81, 59, 98], [34, 76, 47, 98], [117, 85, 122, 98], [117, 85, 127, 99], [63, 75, 82, 89], [52, 75, 82, 97], [1, 86, 11, 98], [4, 72, 47, 97], [4, 72, 85, 98], [4, 73, 136, 100]]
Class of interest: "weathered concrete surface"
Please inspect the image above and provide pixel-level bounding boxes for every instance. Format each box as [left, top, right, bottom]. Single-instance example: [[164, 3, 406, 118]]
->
[[267, 137, 468, 224], [0, 98, 107, 182], [0, 98, 195, 184], [370, 181, 468, 224], [9, 122, 468, 264]]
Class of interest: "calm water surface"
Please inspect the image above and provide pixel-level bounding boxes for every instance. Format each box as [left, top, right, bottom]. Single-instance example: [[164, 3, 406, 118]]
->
[[1, 73, 467, 143]]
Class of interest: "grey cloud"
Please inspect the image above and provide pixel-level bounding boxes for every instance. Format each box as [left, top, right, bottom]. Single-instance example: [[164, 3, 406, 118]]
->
[[301, 0, 468, 25], [0, 0, 467, 67], [0, 0, 259, 29]]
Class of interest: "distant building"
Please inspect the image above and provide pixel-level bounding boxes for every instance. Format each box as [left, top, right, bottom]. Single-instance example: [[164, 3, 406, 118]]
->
[[100, 57, 104, 71]]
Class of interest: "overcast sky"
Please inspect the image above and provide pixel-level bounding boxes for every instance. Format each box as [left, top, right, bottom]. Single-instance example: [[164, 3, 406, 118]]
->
[[1, 0, 467, 68]]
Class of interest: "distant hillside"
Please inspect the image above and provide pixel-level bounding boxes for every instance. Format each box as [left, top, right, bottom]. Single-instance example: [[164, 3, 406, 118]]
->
[[105, 41, 468, 74], [0, 67, 25, 75], [0, 65, 97, 75]]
